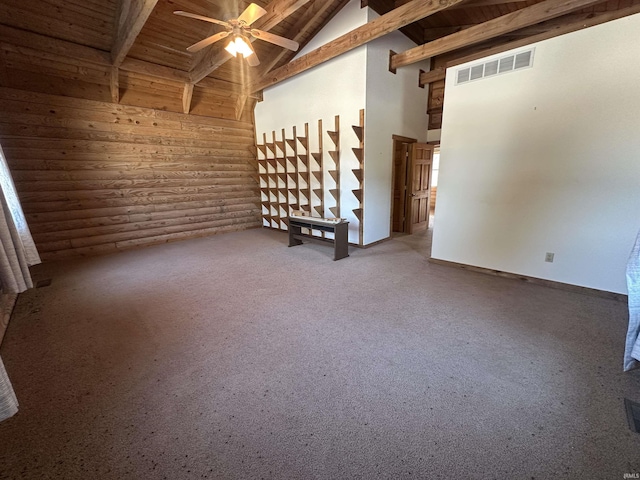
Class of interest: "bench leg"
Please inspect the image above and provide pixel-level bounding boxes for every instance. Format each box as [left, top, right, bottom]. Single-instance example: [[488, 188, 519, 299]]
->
[[333, 223, 349, 260], [289, 225, 303, 247]]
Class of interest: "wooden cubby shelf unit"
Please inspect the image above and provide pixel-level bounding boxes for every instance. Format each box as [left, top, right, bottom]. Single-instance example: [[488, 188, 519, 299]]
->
[[327, 115, 340, 219], [265, 141, 276, 156], [257, 132, 270, 228], [256, 114, 354, 238], [297, 153, 309, 167], [258, 127, 292, 230], [297, 132, 308, 151], [272, 131, 283, 229], [299, 123, 311, 219], [311, 119, 324, 221], [286, 126, 299, 211], [352, 124, 364, 143], [352, 109, 365, 245]]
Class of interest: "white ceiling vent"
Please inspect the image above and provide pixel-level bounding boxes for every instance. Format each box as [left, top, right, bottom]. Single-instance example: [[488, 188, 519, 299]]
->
[[455, 48, 535, 86]]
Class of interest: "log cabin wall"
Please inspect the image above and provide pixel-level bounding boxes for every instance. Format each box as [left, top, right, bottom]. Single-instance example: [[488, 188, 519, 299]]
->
[[0, 26, 261, 261], [0, 87, 260, 261]]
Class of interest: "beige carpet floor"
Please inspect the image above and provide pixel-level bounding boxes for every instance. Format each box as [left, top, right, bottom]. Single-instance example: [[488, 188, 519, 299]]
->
[[0, 227, 639, 479]]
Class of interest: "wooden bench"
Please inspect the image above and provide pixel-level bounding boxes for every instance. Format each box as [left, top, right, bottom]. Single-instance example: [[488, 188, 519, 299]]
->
[[288, 215, 349, 261]]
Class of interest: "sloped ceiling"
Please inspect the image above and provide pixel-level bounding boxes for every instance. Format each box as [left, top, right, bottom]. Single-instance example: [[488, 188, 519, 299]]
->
[[0, 0, 638, 102], [366, 0, 640, 60]]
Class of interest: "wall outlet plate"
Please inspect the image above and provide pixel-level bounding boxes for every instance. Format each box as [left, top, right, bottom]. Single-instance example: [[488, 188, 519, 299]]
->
[[545, 252, 555, 263]]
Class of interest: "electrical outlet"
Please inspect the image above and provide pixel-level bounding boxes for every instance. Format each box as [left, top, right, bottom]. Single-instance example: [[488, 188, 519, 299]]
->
[[545, 252, 555, 263]]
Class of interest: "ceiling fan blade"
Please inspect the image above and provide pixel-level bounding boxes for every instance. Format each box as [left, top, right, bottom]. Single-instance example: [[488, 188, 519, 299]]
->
[[250, 29, 299, 51], [243, 40, 261, 67], [186, 31, 230, 53], [237, 3, 267, 27], [174, 11, 230, 28]]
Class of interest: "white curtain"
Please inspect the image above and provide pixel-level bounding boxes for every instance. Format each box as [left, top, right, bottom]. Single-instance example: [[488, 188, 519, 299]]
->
[[0, 355, 18, 420], [625, 227, 640, 372], [0, 144, 40, 283], [0, 144, 41, 421]]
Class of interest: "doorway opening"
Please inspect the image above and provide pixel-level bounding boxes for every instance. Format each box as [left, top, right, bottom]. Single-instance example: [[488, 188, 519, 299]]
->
[[390, 136, 434, 236], [430, 145, 440, 228]]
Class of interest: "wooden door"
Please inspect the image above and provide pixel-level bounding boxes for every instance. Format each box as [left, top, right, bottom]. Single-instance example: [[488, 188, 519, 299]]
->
[[392, 142, 410, 232], [406, 143, 433, 234]]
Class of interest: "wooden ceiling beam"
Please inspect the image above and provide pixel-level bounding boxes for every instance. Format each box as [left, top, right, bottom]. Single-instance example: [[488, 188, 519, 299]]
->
[[189, 0, 312, 84], [112, 0, 159, 67], [235, 95, 248, 121], [419, 3, 640, 86], [423, 24, 477, 42], [419, 67, 446, 86], [444, 3, 640, 68], [120, 57, 189, 83], [119, 58, 263, 100], [394, 0, 535, 13], [250, 0, 468, 93], [390, 0, 606, 70], [505, 9, 611, 35], [110, 67, 120, 103], [258, 0, 348, 77], [182, 83, 194, 114], [448, 0, 534, 9], [364, 0, 426, 44]]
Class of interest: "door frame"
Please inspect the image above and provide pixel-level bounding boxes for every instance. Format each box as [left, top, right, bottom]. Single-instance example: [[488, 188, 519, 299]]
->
[[389, 135, 417, 236]]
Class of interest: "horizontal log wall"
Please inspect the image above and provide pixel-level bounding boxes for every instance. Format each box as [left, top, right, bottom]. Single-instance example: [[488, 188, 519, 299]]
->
[[0, 87, 261, 261]]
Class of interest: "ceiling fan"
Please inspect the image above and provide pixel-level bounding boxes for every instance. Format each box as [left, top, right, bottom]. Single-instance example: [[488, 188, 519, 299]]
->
[[174, 3, 300, 67]]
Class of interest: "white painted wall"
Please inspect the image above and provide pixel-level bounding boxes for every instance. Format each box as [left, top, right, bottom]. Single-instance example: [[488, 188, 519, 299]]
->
[[294, 0, 364, 57], [363, 9, 430, 244], [426, 129, 441, 143], [255, 1, 431, 245], [432, 13, 640, 293]]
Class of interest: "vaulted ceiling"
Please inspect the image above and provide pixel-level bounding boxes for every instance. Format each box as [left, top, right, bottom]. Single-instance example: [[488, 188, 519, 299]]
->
[[367, 0, 640, 76], [0, 0, 638, 112], [0, 0, 349, 95]]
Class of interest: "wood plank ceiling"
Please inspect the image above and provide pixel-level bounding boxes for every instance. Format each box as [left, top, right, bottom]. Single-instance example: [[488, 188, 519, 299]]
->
[[0, 0, 638, 116], [0, 0, 350, 112]]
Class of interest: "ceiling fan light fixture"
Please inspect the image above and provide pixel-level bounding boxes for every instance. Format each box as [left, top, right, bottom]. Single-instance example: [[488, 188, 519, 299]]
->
[[225, 36, 254, 58]]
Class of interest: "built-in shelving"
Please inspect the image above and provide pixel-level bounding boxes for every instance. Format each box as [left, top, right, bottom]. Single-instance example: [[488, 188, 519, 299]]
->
[[327, 115, 340, 219], [351, 109, 365, 245], [257, 113, 360, 241]]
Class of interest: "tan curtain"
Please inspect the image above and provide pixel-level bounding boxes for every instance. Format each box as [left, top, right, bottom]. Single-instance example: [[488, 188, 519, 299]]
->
[[0, 143, 41, 421]]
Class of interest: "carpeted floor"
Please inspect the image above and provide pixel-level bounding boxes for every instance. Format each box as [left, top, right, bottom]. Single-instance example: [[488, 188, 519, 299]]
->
[[0, 227, 639, 479]]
